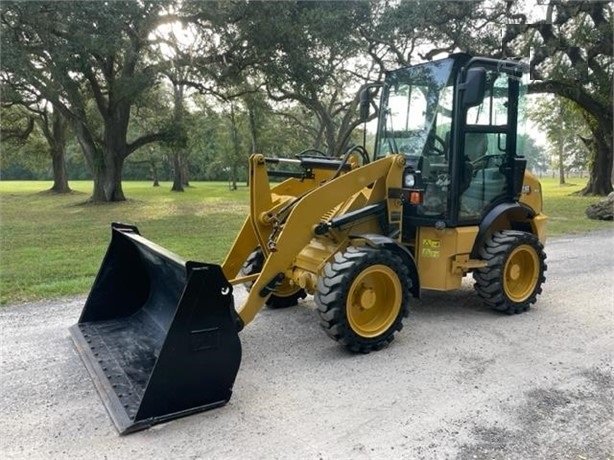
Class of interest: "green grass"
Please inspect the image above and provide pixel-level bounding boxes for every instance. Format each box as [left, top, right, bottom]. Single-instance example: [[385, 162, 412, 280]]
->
[[540, 176, 612, 236], [0, 177, 611, 305], [0, 181, 249, 305]]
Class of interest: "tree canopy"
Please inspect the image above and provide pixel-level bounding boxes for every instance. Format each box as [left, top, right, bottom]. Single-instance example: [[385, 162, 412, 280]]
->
[[1, 0, 611, 199], [2, 0, 179, 200]]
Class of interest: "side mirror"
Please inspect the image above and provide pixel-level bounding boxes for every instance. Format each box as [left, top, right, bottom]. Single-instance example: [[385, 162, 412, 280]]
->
[[359, 87, 372, 122], [461, 67, 486, 109]]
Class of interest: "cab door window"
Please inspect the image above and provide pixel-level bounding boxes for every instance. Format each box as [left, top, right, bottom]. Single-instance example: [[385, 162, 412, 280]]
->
[[460, 72, 510, 219]]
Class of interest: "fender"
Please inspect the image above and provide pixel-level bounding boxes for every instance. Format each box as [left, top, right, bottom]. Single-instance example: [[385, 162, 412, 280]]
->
[[350, 233, 420, 298], [470, 202, 536, 258]]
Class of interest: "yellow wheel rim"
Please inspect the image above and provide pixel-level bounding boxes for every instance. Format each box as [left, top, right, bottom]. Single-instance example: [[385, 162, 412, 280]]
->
[[503, 244, 539, 302], [346, 265, 402, 338]]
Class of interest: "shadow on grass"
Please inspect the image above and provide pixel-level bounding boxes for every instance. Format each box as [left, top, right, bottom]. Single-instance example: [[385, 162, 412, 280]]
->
[[35, 188, 85, 194], [68, 197, 144, 207]]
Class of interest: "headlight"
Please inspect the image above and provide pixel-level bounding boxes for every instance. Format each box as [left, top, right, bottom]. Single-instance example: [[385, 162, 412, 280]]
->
[[404, 172, 415, 188]]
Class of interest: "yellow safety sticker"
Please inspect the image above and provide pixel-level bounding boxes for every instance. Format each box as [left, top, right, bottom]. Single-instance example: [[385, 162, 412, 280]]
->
[[421, 239, 441, 258], [421, 248, 440, 258]]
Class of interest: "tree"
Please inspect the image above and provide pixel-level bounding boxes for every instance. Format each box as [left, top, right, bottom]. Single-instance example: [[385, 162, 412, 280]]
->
[[530, 95, 591, 184], [518, 132, 549, 176], [0, 105, 47, 179], [233, 1, 375, 156], [503, 1, 612, 195], [1, 1, 176, 201], [36, 107, 71, 193], [360, 1, 505, 69], [0, 100, 71, 192], [166, 79, 189, 192]]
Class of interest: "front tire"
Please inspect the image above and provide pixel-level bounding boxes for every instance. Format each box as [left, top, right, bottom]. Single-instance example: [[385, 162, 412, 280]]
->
[[315, 246, 411, 353], [474, 230, 547, 314]]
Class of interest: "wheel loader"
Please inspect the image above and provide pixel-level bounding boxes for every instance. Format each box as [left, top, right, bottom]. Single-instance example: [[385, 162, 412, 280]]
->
[[70, 53, 547, 434]]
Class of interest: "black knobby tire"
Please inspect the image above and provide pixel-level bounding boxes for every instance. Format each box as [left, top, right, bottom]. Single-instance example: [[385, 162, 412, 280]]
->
[[315, 246, 411, 353], [473, 230, 547, 315], [240, 249, 306, 309]]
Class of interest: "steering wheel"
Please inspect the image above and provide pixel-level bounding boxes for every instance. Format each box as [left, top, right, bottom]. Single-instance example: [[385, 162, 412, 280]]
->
[[429, 134, 447, 156]]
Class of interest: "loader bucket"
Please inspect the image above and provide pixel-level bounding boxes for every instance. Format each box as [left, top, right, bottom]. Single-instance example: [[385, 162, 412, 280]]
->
[[69, 223, 242, 434]]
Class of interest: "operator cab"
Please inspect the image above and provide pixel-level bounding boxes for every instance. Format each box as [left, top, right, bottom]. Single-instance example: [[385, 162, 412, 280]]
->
[[371, 53, 528, 243]]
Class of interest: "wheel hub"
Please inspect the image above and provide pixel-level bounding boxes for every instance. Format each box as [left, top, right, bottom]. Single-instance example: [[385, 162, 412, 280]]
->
[[508, 263, 521, 281], [358, 287, 376, 310]]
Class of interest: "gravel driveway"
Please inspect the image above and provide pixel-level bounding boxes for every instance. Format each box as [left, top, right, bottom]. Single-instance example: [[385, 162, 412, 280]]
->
[[1, 230, 612, 459]]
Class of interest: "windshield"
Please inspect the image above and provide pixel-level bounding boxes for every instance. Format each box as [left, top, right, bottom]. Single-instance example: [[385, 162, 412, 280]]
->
[[376, 58, 455, 159]]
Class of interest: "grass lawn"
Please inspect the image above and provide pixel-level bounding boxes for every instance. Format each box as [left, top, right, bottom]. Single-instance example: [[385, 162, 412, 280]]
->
[[0, 176, 611, 305], [540, 176, 612, 235], [0, 181, 249, 305]]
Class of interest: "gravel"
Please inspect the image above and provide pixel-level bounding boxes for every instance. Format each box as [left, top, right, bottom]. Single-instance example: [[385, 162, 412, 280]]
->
[[1, 229, 612, 459]]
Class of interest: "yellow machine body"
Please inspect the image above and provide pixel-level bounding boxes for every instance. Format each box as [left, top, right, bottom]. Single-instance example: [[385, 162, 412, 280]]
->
[[219, 153, 547, 326]]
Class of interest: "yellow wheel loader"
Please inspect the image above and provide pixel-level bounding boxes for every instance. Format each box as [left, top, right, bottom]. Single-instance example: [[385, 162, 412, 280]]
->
[[70, 53, 547, 434]]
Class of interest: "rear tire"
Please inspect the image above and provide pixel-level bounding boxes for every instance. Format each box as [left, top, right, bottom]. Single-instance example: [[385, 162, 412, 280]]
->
[[240, 249, 306, 309], [315, 246, 410, 353], [474, 230, 546, 314]]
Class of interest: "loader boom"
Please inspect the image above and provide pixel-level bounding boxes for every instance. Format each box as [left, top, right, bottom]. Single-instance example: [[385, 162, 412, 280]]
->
[[229, 153, 406, 327]]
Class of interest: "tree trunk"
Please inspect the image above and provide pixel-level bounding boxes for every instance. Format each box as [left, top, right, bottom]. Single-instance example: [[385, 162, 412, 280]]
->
[[45, 111, 71, 193], [79, 108, 129, 202], [90, 151, 126, 201], [319, 111, 338, 156], [580, 121, 614, 196], [229, 104, 240, 191], [150, 158, 160, 186], [93, 110, 130, 201], [181, 159, 190, 187], [50, 145, 71, 193], [248, 106, 258, 153], [229, 164, 237, 191], [581, 123, 613, 196], [557, 139, 565, 185], [171, 149, 184, 192], [171, 83, 186, 192], [557, 104, 566, 185]]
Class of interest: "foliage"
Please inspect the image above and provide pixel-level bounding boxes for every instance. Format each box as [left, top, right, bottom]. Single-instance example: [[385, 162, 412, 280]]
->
[[1, 0, 611, 197], [518, 133, 549, 174], [1, 105, 50, 179], [529, 95, 591, 181], [502, 1, 612, 194], [230, 1, 375, 155]]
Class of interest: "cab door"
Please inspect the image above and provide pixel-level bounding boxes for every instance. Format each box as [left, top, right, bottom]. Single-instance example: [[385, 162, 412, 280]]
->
[[452, 65, 524, 224]]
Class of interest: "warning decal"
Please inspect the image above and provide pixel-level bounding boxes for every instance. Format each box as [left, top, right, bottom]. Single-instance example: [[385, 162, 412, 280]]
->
[[421, 239, 441, 258]]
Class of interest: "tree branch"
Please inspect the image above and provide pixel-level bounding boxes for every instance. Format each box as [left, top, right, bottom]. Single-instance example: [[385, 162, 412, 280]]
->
[[0, 115, 35, 142], [528, 80, 611, 125], [126, 132, 169, 156]]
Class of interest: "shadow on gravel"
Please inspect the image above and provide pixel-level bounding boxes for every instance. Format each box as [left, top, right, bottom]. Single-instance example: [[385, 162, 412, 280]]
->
[[456, 363, 613, 460], [411, 284, 498, 319]]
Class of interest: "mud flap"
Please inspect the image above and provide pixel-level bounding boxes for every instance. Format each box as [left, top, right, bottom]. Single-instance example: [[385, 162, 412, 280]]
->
[[69, 223, 242, 434]]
